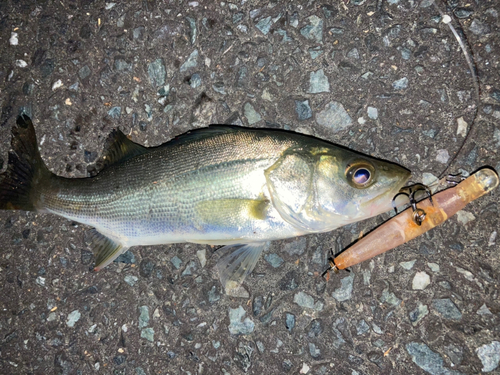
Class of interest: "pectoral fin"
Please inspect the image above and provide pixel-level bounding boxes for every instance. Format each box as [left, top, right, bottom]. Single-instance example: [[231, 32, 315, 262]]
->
[[216, 242, 268, 293], [195, 199, 270, 227], [88, 229, 129, 271]]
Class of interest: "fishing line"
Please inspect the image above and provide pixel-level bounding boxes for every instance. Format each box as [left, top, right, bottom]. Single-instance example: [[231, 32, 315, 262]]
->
[[431, 0, 481, 179]]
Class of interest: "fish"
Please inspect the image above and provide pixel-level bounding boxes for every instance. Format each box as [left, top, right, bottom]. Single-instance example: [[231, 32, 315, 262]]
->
[[0, 114, 410, 291]]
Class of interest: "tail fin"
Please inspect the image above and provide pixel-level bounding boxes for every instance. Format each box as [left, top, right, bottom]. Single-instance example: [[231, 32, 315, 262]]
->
[[0, 114, 50, 211]]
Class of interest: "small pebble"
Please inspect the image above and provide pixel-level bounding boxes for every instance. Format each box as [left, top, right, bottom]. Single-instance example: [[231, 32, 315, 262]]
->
[[490, 90, 500, 102], [456, 210, 475, 225], [356, 320, 369, 335], [309, 343, 321, 358], [476, 341, 500, 372], [400, 260, 416, 270], [228, 306, 255, 335], [432, 299, 462, 320], [409, 302, 429, 326], [284, 237, 307, 256], [299, 363, 310, 374], [255, 16, 272, 35], [196, 249, 206, 267], [476, 304, 492, 316], [115, 251, 135, 264], [300, 15, 323, 43], [422, 173, 438, 187], [392, 77, 408, 90], [412, 271, 430, 290], [124, 275, 138, 286], [189, 73, 201, 88], [308, 47, 323, 60], [52, 80, 63, 91], [427, 263, 440, 272], [469, 19, 490, 36], [181, 260, 197, 276], [435, 149, 450, 164], [244, 102, 261, 125], [406, 342, 452, 374], [295, 100, 312, 120], [443, 344, 463, 367], [10, 32, 19, 45], [347, 48, 360, 60], [315, 101, 352, 132], [170, 256, 182, 269], [180, 50, 198, 72], [141, 328, 154, 342], [372, 323, 383, 334], [367, 106, 378, 119], [494, 130, 500, 148], [264, 253, 284, 268], [380, 288, 401, 306], [148, 59, 166, 87], [289, 12, 299, 28], [285, 313, 295, 332], [308, 69, 330, 93], [456, 117, 468, 137], [186, 16, 197, 44], [66, 310, 81, 327], [79, 65, 91, 80], [15, 60, 28, 68], [293, 291, 323, 311], [226, 285, 249, 298], [331, 273, 354, 302], [454, 8, 473, 19], [207, 285, 220, 303], [108, 106, 121, 119], [488, 231, 497, 246], [138, 306, 149, 328], [455, 267, 475, 281]]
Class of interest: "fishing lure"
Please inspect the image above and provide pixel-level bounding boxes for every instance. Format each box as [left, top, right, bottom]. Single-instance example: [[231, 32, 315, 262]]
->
[[324, 168, 498, 274]]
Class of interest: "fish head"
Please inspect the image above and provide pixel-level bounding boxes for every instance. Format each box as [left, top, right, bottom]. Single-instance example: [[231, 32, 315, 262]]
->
[[314, 154, 411, 224], [266, 148, 410, 232]]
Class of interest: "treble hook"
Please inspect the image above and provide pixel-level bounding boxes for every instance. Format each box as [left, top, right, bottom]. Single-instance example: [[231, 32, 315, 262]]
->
[[391, 184, 433, 226]]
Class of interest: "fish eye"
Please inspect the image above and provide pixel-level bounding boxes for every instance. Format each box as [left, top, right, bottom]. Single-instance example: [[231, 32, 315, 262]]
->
[[346, 162, 374, 188], [354, 168, 370, 184]]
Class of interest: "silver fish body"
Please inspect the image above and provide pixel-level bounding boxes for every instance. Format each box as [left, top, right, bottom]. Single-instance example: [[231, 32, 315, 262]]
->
[[0, 115, 410, 290]]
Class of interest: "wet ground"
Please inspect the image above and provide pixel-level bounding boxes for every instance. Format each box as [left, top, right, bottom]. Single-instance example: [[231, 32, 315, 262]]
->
[[1, 0, 499, 374]]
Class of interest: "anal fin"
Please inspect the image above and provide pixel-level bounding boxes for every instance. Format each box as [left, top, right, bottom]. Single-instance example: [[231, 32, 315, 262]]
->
[[216, 242, 268, 293], [89, 229, 129, 271]]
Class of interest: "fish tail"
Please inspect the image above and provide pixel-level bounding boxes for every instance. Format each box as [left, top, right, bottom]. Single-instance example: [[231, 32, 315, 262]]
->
[[0, 114, 51, 211]]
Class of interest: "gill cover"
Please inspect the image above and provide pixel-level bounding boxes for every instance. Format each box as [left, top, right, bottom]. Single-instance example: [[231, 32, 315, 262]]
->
[[265, 150, 338, 232]]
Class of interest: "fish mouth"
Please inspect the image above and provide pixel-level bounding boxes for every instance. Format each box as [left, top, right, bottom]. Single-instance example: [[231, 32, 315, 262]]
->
[[362, 167, 411, 218], [378, 168, 412, 213], [396, 168, 412, 192]]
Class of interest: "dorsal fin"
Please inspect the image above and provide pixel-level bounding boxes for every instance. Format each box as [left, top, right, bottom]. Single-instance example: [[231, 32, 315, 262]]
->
[[101, 129, 148, 167], [165, 125, 243, 148]]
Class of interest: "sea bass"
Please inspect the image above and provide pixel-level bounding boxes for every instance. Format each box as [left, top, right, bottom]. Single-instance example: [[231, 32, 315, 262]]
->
[[0, 115, 410, 291]]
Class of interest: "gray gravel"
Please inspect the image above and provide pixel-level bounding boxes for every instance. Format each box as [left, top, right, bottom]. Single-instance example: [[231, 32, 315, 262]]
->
[[0, 0, 499, 374]]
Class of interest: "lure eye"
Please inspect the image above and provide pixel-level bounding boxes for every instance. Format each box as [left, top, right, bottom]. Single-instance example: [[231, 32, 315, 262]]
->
[[346, 162, 374, 188]]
